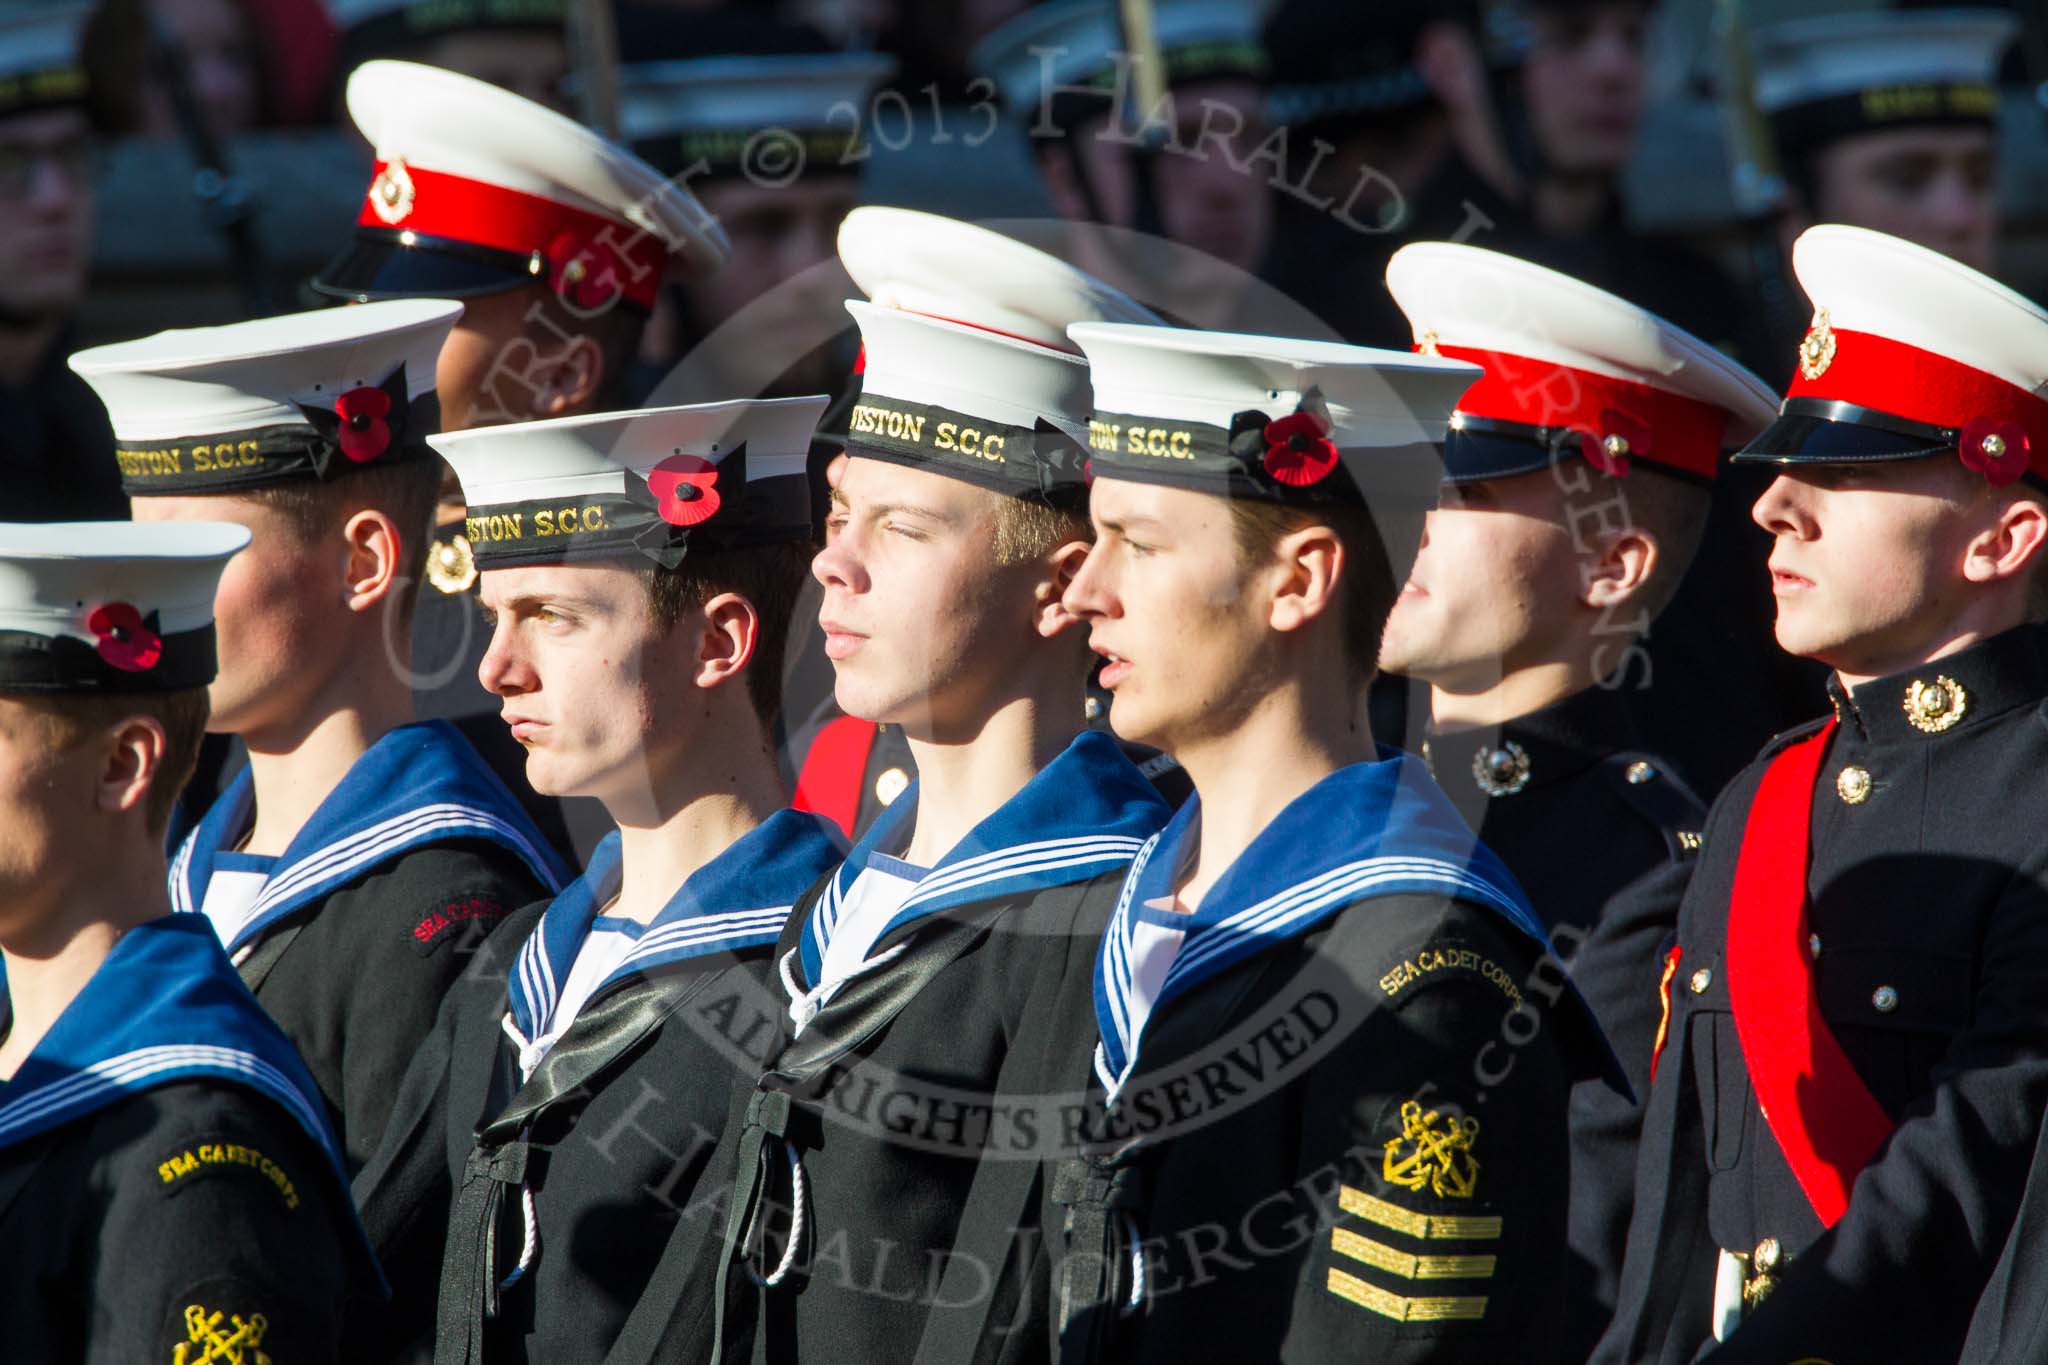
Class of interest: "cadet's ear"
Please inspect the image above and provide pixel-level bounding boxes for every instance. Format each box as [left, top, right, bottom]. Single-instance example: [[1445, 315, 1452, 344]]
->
[[526, 334, 605, 418], [1963, 491, 2048, 588], [96, 713, 166, 821], [1268, 522, 1343, 637], [1580, 523, 1659, 611], [1036, 538, 1092, 639], [692, 591, 761, 694], [341, 508, 405, 615]]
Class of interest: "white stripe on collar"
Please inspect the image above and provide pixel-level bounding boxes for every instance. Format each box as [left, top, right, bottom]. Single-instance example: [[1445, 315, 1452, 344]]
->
[[0, 1043, 330, 1149]]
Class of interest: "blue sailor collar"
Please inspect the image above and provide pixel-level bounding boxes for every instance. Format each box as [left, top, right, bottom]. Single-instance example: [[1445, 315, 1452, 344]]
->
[[0, 915, 339, 1161], [168, 720, 572, 955], [797, 730, 1172, 988], [1092, 751, 1546, 1099], [508, 809, 843, 1045]]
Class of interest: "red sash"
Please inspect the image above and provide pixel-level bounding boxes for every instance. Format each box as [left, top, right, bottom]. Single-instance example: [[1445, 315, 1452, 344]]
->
[[791, 715, 880, 839], [1727, 720, 1897, 1227]]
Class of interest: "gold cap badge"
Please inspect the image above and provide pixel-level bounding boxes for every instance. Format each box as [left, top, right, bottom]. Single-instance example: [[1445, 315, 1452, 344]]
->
[[370, 159, 416, 226], [1798, 308, 1837, 381]]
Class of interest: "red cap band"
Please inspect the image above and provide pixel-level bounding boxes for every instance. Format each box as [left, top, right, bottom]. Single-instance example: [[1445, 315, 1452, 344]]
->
[[1431, 343, 1731, 480], [356, 160, 669, 310], [1786, 324, 2048, 481]]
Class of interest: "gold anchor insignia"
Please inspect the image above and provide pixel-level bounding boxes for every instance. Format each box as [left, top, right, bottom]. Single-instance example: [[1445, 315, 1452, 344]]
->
[[425, 534, 477, 595], [1382, 1099, 1481, 1200], [1470, 741, 1531, 797], [1903, 675, 1968, 734], [174, 1305, 272, 1365], [370, 158, 415, 226], [1417, 329, 1443, 357], [1799, 308, 1837, 380]]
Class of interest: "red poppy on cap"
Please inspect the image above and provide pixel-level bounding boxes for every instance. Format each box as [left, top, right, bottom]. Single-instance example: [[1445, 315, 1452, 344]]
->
[[88, 603, 162, 673], [1261, 410, 1339, 487], [646, 454, 722, 527], [1959, 416, 2030, 486], [336, 386, 393, 463]]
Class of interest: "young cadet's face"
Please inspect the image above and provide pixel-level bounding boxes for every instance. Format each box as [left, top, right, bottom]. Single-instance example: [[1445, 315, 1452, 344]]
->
[[813, 458, 1052, 734], [1812, 126, 1998, 274], [476, 561, 695, 805], [1063, 478, 1278, 752], [1377, 471, 1582, 691], [1752, 461, 1990, 671], [130, 495, 345, 739]]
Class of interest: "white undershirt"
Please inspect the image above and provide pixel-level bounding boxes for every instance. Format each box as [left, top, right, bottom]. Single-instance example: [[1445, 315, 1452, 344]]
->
[[1121, 896, 1189, 1053], [199, 868, 271, 965], [510, 914, 640, 1079], [789, 853, 929, 1035]]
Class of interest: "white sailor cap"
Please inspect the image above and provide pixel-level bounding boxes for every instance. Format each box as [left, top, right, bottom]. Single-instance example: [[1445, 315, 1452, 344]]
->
[[1753, 9, 2016, 157], [429, 396, 828, 570], [616, 52, 897, 181], [0, 4, 88, 121], [329, 0, 566, 48], [838, 206, 1163, 502], [313, 59, 729, 310], [1069, 323, 1478, 505], [0, 520, 249, 694], [1738, 224, 2048, 488], [69, 299, 462, 497], [974, 0, 1267, 127], [1385, 242, 1778, 484]]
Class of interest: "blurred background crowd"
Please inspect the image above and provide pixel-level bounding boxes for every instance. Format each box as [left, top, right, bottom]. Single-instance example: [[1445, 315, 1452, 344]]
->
[[10, 0, 2046, 375]]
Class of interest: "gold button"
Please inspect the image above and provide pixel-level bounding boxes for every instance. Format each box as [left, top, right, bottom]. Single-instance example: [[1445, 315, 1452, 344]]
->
[[1752, 1236, 1781, 1272], [1626, 760, 1655, 785], [1084, 696, 1103, 721], [1872, 985, 1899, 1013], [1836, 765, 1871, 805], [874, 766, 910, 807], [1984, 433, 2008, 459], [1689, 967, 1712, 995], [1603, 434, 1631, 461]]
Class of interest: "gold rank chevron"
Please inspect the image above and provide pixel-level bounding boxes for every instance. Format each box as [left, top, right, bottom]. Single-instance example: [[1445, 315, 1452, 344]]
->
[[1327, 1267, 1489, 1322], [1339, 1184, 1503, 1241], [1331, 1227, 1497, 1281]]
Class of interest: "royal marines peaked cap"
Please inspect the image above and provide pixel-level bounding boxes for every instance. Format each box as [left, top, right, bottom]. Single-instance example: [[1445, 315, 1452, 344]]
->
[[836, 207, 1163, 504], [614, 48, 897, 182], [0, 5, 88, 122], [0, 520, 248, 693], [69, 299, 461, 497], [1736, 224, 2048, 487], [1385, 242, 1778, 484], [1752, 9, 2015, 160], [430, 397, 827, 570], [313, 60, 729, 311], [1068, 322, 1479, 505], [974, 0, 1267, 129]]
